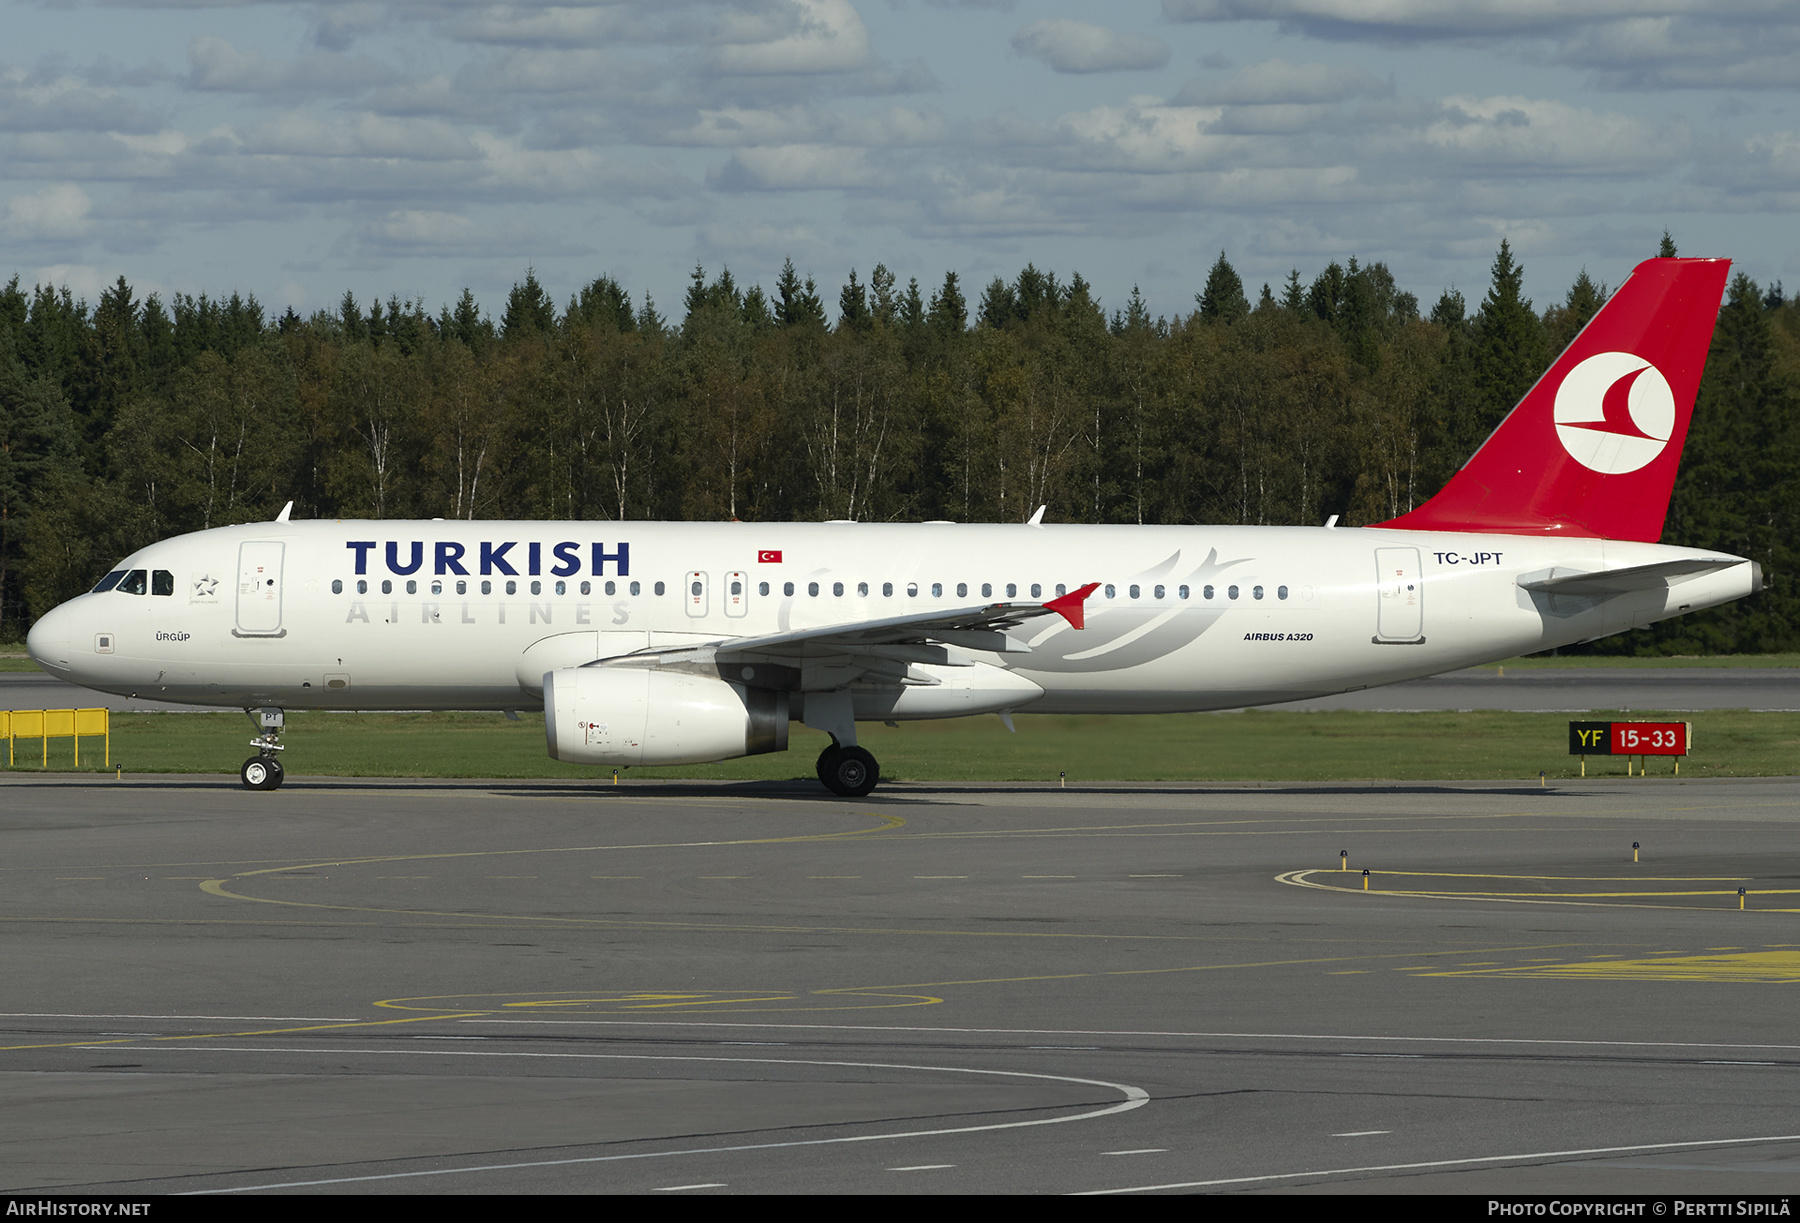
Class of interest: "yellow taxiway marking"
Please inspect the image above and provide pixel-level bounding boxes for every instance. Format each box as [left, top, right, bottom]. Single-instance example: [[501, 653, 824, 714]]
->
[[0, 1010, 488, 1053], [377, 988, 943, 1015], [1423, 949, 1800, 984]]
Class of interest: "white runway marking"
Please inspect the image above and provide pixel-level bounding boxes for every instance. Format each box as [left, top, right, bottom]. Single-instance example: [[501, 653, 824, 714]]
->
[[1074, 1134, 1800, 1194], [77, 1045, 1148, 1193]]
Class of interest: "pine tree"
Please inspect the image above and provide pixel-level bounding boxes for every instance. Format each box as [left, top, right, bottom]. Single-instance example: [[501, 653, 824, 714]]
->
[[1469, 239, 1548, 443], [1196, 251, 1249, 324], [501, 268, 556, 339]]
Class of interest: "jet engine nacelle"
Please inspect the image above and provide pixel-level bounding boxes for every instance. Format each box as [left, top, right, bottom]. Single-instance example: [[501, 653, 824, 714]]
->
[[543, 666, 788, 766]]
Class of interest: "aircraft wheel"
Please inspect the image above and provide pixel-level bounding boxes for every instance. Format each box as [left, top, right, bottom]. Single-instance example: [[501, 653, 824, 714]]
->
[[241, 756, 282, 790], [816, 744, 837, 785], [820, 746, 879, 798]]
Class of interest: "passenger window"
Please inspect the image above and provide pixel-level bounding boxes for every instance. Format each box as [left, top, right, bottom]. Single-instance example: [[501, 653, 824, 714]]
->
[[931, 582, 942, 597], [555, 581, 566, 595], [730, 580, 742, 595], [92, 570, 125, 593], [458, 580, 469, 595], [431, 580, 443, 595], [151, 570, 174, 596], [579, 581, 589, 595], [956, 583, 968, 598], [758, 581, 769, 596], [629, 581, 641, 595], [1129, 585, 1140, 599], [332, 579, 343, 594], [1253, 585, 1264, 600], [691, 581, 702, 596], [406, 580, 417, 594], [857, 581, 868, 596], [481, 580, 492, 595], [1278, 585, 1289, 600], [1055, 584, 1066, 596], [357, 579, 368, 594], [784, 582, 795, 596], [1030, 583, 1041, 598], [833, 582, 844, 596], [1204, 584, 1215, 600], [505, 580, 516, 595], [1005, 583, 1016, 598], [981, 583, 992, 598], [883, 582, 894, 597], [1178, 585, 1189, 600], [907, 582, 918, 597], [653, 581, 665, 596], [808, 582, 820, 597], [530, 580, 542, 595], [119, 569, 147, 595], [381, 579, 393, 594], [1228, 585, 1239, 600], [1104, 584, 1115, 599], [605, 581, 616, 595], [1153, 585, 1164, 600]]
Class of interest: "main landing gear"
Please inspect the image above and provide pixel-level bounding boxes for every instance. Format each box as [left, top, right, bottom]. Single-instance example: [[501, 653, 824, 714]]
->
[[241, 706, 286, 790], [816, 741, 879, 798]]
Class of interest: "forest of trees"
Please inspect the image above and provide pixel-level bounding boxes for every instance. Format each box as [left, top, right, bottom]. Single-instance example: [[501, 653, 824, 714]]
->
[[1, 238, 1796, 654]]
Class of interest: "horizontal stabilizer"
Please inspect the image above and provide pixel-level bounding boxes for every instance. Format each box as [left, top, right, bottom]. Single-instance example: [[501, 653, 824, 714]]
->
[[1517, 557, 1745, 597]]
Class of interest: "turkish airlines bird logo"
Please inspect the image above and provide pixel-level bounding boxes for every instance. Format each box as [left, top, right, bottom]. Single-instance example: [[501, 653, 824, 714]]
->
[[1552, 351, 1676, 475]]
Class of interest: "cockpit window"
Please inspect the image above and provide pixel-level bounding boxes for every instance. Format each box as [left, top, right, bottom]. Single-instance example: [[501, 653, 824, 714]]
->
[[151, 570, 174, 596], [92, 570, 125, 593], [117, 569, 147, 595]]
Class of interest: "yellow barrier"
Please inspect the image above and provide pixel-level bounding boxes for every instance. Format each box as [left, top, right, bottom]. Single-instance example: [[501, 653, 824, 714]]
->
[[5, 708, 109, 768]]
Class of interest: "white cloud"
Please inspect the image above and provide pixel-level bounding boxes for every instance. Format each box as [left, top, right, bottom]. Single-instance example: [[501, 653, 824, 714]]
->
[[186, 36, 397, 97], [238, 112, 477, 160], [711, 0, 871, 75], [0, 69, 160, 134], [4, 183, 94, 240], [30, 263, 109, 302], [1409, 95, 1678, 172], [1011, 19, 1171, 74], [1175, 58, 1390, 105], [713, 143, 879, 189], [1160, 0, 1765, 37]]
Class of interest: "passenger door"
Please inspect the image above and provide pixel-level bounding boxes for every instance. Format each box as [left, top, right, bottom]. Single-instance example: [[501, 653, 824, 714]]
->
[[235, 541, 286, 636], [1374, 547, 1424, 643]]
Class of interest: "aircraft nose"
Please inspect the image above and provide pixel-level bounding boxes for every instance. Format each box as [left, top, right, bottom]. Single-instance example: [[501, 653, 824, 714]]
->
[[26, 603, 74, 677]]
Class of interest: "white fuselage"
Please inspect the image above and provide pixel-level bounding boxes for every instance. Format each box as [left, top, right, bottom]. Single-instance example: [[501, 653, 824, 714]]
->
[[25, 519, 1758, 715]]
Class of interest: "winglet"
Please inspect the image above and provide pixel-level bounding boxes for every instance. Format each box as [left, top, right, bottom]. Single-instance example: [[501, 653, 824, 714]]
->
[[1026, 504, 1046, 527], [1044, 581, 1100, 629], [275, 500, 293, 523]]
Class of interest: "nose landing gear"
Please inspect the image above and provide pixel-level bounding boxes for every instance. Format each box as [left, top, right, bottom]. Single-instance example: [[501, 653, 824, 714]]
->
[[241, 706, 286, 790]]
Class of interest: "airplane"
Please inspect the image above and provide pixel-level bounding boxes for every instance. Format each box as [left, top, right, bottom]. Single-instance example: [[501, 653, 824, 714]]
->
[[23, 257, 1758, 797]]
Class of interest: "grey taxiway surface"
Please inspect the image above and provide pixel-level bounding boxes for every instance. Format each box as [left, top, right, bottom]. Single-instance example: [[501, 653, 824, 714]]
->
[[6, 774, 1800, 1194]]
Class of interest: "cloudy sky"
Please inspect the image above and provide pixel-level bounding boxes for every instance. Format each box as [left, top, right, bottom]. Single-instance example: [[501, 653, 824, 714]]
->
[[5, 0, 1798, 322]]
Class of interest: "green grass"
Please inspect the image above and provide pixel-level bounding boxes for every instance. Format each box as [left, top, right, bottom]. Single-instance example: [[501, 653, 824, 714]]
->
[[5, 708, 1795, 782], [1491, 653, 1800, 669], [0, 655, 42, 672]]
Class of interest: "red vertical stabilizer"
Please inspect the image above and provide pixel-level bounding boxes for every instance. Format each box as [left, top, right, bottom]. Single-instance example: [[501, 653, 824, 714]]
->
[[1379, 257, 1730, 542]]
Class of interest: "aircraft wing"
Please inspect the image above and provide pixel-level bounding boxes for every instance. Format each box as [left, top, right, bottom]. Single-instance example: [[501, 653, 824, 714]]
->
[[588, 583, 1099, 684], [712, 582, 1097, 657], [1517, 557, 1745, 597]]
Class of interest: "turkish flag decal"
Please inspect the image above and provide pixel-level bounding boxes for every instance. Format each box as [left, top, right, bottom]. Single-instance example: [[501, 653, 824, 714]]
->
[[758, 550, 783, 563]]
